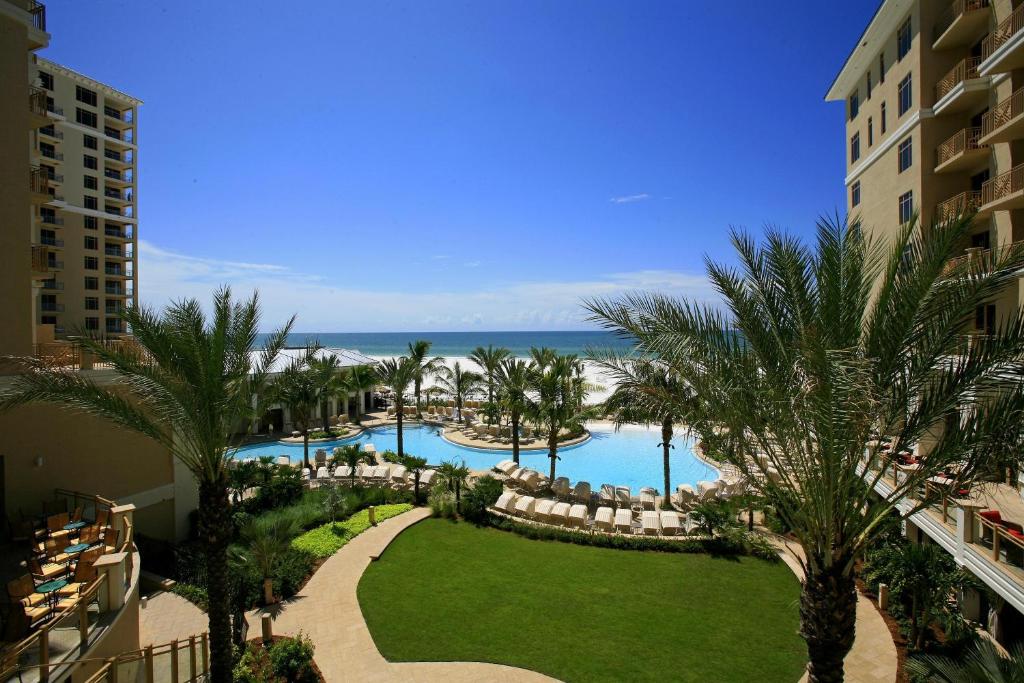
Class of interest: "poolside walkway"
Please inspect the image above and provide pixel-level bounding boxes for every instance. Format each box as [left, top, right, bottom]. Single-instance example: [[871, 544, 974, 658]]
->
[[139, 591, 208, 646], [247, 507, 557, 682]]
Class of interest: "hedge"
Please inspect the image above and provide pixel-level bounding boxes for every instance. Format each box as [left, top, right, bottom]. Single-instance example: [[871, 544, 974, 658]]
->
[[291, 504, 413, 559]]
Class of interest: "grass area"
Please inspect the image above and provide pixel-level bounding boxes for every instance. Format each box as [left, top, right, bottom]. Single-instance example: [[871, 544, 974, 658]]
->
[[291, 504, 413, 558], [358, 519, 806, 683]]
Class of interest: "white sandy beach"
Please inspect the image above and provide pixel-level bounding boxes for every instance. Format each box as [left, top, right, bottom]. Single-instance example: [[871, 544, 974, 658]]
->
[[367, 355, 618, 404]]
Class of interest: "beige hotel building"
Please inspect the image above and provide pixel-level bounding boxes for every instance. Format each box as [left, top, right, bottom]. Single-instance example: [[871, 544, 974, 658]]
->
[[830, 0, 1024, 646]]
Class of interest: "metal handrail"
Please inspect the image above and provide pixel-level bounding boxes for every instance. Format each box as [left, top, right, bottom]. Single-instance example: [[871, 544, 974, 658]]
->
[[936, 126, 986, 166], [982, 86, 1024, 136], [981, 163, 1024, 205], [935, 56, 983, 101], [933, 0, 990, 43], [983, 2, 1024, 59], [935, 190, 983, 222]]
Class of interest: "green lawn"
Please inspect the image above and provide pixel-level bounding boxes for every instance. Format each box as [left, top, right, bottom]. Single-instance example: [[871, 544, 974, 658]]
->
[[358, 518, 807, 682]]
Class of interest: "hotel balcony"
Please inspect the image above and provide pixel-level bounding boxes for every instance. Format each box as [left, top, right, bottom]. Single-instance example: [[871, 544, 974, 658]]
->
[[936, 190, 983, 223], [103, 149, 132, 169], [103, 105, 134, 129], [38, 213, 63, 227], [933, 0, 991, 50], [43, 168, 63, 185], [28, 87, 49, 127], [104, 246, 127, 259], [30, 246, 50, 275], [38, 147, 63, 164], [104, 226, 131, 241], [104, 284, 128, 297], [103, 128, 134, 150], [103, 169, 131, 187], [980, 164, 1024, 213], [934, 127, 989, 173], [980, 87, 1024, 145], [980, 3, 1024, 75], [38, 126, 62, 142], [103, 188, 132, 205], [29, 168, 51, 204], [942, 243, 1024, 277], [41, 279, 63, 291], [40, 301, 65, 313], [39, 235, 64, 248], [934, 56, 988, 114], [104, 265, 132, 278]]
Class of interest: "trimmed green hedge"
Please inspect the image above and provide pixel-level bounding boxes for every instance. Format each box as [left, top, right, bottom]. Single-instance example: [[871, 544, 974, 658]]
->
[[291, 504, 413, 559]]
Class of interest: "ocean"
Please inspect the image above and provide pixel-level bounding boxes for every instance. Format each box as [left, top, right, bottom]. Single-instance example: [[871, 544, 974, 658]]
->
[[265, 330, 635, 358]]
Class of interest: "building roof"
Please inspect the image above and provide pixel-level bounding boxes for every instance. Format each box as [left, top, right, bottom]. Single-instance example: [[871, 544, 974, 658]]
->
[[825, 0, 912, 101], [256, 347, 378, 375], [36, 57, 143, 106]]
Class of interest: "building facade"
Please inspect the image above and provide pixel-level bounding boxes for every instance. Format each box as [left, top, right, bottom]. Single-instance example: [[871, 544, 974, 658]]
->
[[829, 0, 1024, 646]]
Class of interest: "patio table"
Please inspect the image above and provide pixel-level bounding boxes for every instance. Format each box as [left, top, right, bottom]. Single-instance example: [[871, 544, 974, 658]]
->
[[35, 578, 68, 607], [62, 521, 87, 532], [63, 542, 89, 556]]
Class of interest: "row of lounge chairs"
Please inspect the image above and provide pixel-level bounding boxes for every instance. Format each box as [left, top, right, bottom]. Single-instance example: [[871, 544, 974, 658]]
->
[[301, 463, 438, 490], [671, 478, 746, 509], [493, 492, 687, 536]]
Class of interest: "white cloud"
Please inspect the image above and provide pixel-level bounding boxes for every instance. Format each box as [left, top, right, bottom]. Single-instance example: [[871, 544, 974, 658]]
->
[[609, 193, 651, 204], [464, 260, 481, 268], [137, 240, 718, 331]]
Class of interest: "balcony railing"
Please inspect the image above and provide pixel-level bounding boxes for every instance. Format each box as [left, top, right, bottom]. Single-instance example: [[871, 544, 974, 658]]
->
[[40, 148, 62, 161], [934, 0, 990, 43], [42, 279, 63, 290], [936, 191, 982, 222], [46, 102, 63, 116], [982, 86, 1024, 137], [104, 227, 130, 239], [936, 127, 986, 166], [30, 167, 50, 194], [39, 236, 63, 247], [31, 246, 49, 273], [47, 259, 64, 270], [44, 169, 63, 183], [936, 56, 984, 100], [40, 302, 65, 312], [981, 163, 1024, 205], [983, 2, 1024, 59], [104, 247, 124, 257], [28, 0, 46, 31], [942, 243, 1023, 276], [39, 213, 63, 226], [104, 149, 122, 161], [39, 126, 63, 139], [29, 86, 47, 117]]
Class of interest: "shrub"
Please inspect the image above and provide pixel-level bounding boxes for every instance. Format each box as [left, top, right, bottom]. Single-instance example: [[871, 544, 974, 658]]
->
[[428, 486, 457, 518], [462, 475, 503, 522], [291, 504, 413, 558], [172, 582, 209, 611], [688, 499, 738, 536], [232, 634, 317, 683], [308, 430, 330, 440]]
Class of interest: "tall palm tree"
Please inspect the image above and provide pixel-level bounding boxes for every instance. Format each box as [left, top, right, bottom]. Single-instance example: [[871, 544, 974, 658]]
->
[[496, 358, 531, 464], [586, 214, 1024, 683], [269, 352, 320, 470], [592, 355, 693, 509], [437, 459, 471, 513], [309, 352, 343, 432], [375, 356, 415, 457], [435, 361, 483, 424], [528, 352, 589, 482], [343, 364, 377, 424], [0, 288, 291, 683], [469, 345, 510, 422], [407, 339, 444, 418]]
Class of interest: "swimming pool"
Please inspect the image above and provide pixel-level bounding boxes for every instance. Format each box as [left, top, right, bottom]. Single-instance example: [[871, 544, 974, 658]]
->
[[234, 423, 718, 493]]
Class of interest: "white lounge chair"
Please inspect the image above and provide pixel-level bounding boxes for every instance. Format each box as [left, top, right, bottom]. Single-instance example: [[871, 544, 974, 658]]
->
[[641, 510, 661, 536], [598, 484, 616, 507], [615, 486, 632, 510], [301, 467, 311, 480], [568, 504, 588, 529], [495, 460, 517, 475], [514, 496, 537, 518], [494, 491, 518, 513], [697, 483, 720, 502], [534, 499, 557, 523], [390, 465, 408, 488], [315, 466, 329, 481], [508, 468, 525, 484], [420, 469, 437, 487], [659, 510, 683, 536], [572, 481, 592, 504], [639, 489, 657, 511], [334, 465, 353, 480], [614, 508, 633, 534], [550, 502, 572, 526], [594, 506, 614, 532], [674, 484, 696, 508], [520, 470, 541, 491], [276, 455, 290, 467]]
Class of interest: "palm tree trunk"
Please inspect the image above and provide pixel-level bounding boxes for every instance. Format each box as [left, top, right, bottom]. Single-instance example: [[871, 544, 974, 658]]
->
[[456, 396, 463, 424], [263, 577, 274, 605], [801, 562, 857, 683], [414, 471, 421, 505], [198, 478, 233, 683], [661, 418, 672, 510], [320, 399, 329, 432], [455, 481, 461, 513], [397, 406, 404, 458], [511, 413, 520, 465], [548, 429, 558, 482], [302, 430, 310, 470], [415, 380, 421, 418]]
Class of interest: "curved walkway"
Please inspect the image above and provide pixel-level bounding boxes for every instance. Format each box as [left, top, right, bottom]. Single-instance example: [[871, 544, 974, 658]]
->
[[247, 508, 556, 682]]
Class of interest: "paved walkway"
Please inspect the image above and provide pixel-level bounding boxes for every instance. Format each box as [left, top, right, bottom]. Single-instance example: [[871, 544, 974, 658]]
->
[[247, 508, 556, 682], [139, 591, 209, 646]]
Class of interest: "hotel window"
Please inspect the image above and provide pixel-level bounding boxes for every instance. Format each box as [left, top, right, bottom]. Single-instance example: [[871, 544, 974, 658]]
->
[[868, 118, 874, 146], [76, 85, 97, 106], [84, 176, 97, 191], [849, 90, 859, 119], [84, 236, 98, 250], [897, 18, 911, 61], [83, 154, 97, 170], [879, 53, 885, 83], [898, 137, 912, 172], [84, 216, 97, 230], [851, 132, 861, 163], [867, 72, 873, 99], [76, 108, 97, 128], [85, 297, 99, 310], [898, 74, 912, 116], [881, 102, 887, 133], [84, 195, 98, 210], [84, 256, 98, 270], [85, 317, 99, 331], [851, 181, 861, 207], [41, 316, 56, 326], [898, 190, 914, 224], [84, 276, 99, 290], [39, 71, 53, 90], [84, 134, 97, 150]]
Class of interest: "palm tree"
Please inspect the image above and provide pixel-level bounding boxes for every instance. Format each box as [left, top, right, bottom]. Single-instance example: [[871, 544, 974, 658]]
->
[[269, 352, 320, 470], [233, 517, 298, 606], [407, 339, 444, 418], [496, 358, 531, 464], [343, 364, 377, 424], [435, 361, 483, 424], [333, 444, 362, 486], [528, 352, 589, 482], [592, 355, 693, 509], [402, 454, 429, 504], [375, 357, 415, 458], [586, 214, 1024, 683], [437, 459, 471, 513], [0, 288, 291, 683], [907, 638, 1024, 682], [309, 352, 343, 432], [470, 345, 510, 422]]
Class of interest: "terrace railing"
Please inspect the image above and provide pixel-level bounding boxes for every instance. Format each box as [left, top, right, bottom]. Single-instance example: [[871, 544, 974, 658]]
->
[[28, 0, 46, 31], [981, 163, 1024, 205], [982, 86, 1024, 137], [935, 190, 982, 222], [934, 0, 990, 43], [29, 86, 47, 117], [935, 56, 983, 101], [936, 126, 986, 166], [983, 2, 1024, 59]]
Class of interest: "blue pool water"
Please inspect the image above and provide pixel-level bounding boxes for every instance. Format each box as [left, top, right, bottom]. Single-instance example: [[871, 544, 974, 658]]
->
[[234, 424, 717, 493]]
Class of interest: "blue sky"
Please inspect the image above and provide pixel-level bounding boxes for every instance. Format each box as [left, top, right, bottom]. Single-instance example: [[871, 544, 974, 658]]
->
[[42, 0, 877, 331]]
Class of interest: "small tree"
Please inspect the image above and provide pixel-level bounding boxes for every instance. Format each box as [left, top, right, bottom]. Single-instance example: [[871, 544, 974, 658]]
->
[[435, 362, 483, 424], [437, 460, 471, 513], [469, 345, 510, 423], [343, 364, 377, 425], [407, 339, 444, 418], [402, 454, 429, 504], [322, 484, 349, 525], [907, 639, 1024, 682], [527, 350, 590, 482], [269, 351, 321, 470], [234, 517, 298, 606], [333, 444, 362, 486], [496, 358, 531, 465]]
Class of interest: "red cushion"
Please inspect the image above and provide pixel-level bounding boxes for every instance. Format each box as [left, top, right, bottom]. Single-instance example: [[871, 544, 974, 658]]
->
[[1004, 522, 1024, 534], [980, 510, 1002, 523], [1008, 529, 1024, 540], [957, 489, 970, 496]]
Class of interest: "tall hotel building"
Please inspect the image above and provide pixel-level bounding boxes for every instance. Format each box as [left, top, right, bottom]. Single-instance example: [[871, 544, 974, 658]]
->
[[2, 0, 140, 356], [829, 0, 1024, 646]]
